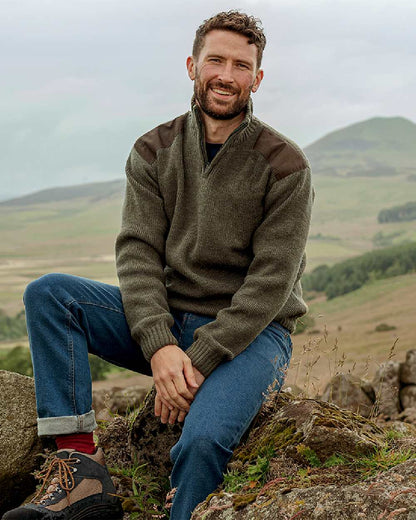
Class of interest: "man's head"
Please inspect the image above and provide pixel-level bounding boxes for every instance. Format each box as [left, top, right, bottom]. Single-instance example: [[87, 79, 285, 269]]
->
[[187, 11, 266, 121], [192, 11, 266, 70]]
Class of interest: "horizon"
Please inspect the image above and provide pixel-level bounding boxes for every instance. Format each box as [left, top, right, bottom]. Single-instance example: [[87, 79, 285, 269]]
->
[[1, 112, 415, 202], [1, 0, 415, 198]]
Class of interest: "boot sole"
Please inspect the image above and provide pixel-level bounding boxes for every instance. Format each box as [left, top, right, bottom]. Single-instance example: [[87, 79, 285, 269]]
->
[[68, 503, 123, 520]]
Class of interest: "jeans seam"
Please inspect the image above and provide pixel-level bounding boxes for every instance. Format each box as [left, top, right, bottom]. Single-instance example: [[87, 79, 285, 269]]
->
[[65, 302, 77, 416], [74, 300, 125, 315]]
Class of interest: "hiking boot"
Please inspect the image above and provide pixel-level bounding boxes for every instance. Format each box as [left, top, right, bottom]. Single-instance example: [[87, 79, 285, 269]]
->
[[2, 448, 123, 520]]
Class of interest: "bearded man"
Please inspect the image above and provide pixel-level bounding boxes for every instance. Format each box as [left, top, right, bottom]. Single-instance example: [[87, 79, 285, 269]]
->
[[3, 10, 313, 520]]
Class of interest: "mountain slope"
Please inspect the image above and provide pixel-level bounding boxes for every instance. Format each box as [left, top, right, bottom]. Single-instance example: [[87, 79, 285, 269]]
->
[[0, 179, 124, 207], [305, 116, 416, 176]]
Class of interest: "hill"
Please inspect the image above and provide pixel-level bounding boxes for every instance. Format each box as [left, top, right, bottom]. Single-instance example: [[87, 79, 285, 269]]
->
[[305, 116, 416, 176], [0, 179, 124, 207]]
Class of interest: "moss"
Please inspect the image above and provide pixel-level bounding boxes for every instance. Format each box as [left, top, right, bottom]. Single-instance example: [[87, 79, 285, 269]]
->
[[232, 492, 258, 510], [235, 421, 302, 463]]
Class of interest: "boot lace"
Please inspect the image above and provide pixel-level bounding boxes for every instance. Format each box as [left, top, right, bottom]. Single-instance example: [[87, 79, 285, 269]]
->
[[32, 455, 79, 505]]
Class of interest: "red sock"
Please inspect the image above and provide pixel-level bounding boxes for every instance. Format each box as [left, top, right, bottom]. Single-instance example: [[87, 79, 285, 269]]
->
[[55, 432, 96, 454]]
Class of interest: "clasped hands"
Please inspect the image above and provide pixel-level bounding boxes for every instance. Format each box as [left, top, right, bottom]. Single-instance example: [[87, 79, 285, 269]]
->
[[151, 344, 205, 425]]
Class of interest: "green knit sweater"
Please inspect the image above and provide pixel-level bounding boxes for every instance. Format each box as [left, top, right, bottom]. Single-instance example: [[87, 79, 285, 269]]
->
[[115, 100, 313, 377]]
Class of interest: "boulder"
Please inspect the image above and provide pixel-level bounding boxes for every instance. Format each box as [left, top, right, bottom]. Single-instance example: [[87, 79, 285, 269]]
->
[[93, 385, 148, 418], [400, 349, 416, 384], [372, 361, 401, 416], [400, 385, 416, 410], [0, 371, 42, 516], [192, 460, 416, 519], [233, 393, 384, 467], [321, 373, 375, 417]]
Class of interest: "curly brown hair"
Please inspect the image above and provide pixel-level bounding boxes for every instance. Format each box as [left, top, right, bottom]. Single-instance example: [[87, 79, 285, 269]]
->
[[192, 10, 266, 69]]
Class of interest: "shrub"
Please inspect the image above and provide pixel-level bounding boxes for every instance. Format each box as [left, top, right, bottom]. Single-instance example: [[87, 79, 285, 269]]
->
[[0, 346, 113, 381]]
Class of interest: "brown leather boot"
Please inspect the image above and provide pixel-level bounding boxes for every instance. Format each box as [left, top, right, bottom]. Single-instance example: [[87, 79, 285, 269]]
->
[[2, 448, 123, 519]]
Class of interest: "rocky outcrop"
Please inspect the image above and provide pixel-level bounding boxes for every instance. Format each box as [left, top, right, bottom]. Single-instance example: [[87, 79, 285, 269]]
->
[[192, 459, 416, 519], [322, 348, 416, 421], [93, 385, 149, 420], [372, 361, 401, 416], [321, 373, 374, 417], [191, 391, 416, 520], [0, 371, 42, 516]]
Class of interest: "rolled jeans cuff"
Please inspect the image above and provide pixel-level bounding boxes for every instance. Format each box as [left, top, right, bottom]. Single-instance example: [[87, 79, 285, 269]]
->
[[37, 410, 97, 437]]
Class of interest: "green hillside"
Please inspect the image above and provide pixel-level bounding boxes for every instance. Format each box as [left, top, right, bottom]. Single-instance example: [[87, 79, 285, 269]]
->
[[305, 116, 416, 176], [0, 179, 124, 207]]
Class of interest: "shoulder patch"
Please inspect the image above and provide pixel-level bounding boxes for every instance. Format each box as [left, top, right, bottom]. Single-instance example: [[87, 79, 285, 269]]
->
[[134, 114, 187, 164], [254, 127, 309, 180]]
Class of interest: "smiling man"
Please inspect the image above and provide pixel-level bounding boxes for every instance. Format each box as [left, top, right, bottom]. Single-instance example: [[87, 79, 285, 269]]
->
[[3, 10, 313, 520]]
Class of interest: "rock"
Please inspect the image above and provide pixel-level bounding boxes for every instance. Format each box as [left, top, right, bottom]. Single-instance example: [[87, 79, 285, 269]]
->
[[234, 393, 384, 468], [398, 407, 416, 425], [321, 373, 375, 417], [400, 349, 416, 384], [192, 459, 416, 519], [372, 361, 401, 416], [0, 371, 42, 516], [93, 385, 148, 416], [129, 387, 183, 479], [400, 385, 416, 410]]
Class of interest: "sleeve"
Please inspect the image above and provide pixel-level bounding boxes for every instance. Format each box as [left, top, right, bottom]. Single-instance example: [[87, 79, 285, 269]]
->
[[115, 146, 178, 361], [185, 166, 313, 377]]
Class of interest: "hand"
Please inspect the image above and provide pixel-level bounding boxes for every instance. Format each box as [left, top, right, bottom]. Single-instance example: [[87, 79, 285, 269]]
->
[[154, 365, 206, 424], [155, 393, 187, 425], [151, 344, 199, 412]]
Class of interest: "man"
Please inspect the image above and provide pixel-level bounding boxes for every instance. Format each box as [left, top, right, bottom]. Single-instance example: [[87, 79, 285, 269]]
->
[[3, 10, 313, 520]]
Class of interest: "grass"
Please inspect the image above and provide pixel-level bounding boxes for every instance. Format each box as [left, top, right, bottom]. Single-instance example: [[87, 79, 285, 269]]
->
[[110, 462, 169, 519]]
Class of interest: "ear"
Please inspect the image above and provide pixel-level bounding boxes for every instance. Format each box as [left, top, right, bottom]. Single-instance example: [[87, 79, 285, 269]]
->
[[251, 69, 264, 93], [186, 56, 196, 81]]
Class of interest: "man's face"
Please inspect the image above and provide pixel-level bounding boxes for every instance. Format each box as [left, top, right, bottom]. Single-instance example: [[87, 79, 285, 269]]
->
[[187, 30, 264, 121]]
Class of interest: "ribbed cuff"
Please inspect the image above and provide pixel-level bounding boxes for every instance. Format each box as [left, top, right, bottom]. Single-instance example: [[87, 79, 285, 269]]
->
[[185, 337, 224, 378], [140, 322, 178, 361]]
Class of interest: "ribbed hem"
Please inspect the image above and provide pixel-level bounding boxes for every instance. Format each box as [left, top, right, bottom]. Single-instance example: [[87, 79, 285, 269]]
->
[[37, 410, 97, 437], [185, 337, 225, 378], [140, 322, 178, 361], [279, 317, 296, 334]]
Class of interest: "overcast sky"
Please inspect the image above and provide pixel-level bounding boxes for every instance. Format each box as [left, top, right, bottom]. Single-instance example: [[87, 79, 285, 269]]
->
[[1, 0, 415, 198]]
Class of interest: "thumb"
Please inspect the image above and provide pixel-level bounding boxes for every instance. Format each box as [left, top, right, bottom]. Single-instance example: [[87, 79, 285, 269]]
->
[[183, 360, 199, 388]]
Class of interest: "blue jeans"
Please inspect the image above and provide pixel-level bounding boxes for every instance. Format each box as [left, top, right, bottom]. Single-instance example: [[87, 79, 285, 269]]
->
[[24, 273, 292, 520]]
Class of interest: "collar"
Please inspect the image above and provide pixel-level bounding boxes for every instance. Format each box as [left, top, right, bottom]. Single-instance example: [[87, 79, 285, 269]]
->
[[190, 96, 255, 146]]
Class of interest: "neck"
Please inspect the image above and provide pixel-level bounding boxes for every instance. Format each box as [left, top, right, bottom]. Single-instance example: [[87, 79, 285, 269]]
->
[[200, 110, 245, 144]]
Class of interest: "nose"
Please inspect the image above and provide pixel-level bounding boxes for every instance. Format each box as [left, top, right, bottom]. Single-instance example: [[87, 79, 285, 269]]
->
[[217, 61, 234, 84]]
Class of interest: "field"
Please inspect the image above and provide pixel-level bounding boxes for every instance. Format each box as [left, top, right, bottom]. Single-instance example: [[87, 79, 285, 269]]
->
[[0, 171, 415, 392]]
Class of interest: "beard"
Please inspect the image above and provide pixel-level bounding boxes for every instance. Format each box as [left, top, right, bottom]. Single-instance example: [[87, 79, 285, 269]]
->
[[194, 72, 252, 121]]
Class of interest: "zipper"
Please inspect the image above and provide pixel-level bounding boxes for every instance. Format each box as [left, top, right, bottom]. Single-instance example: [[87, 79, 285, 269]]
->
[[200, 118, 249, 177]]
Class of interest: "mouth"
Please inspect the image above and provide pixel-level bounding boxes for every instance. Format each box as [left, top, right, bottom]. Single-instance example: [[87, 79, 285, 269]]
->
[[210, 87, 235, 98]]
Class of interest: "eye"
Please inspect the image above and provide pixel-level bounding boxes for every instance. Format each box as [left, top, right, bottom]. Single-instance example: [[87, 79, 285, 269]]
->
[[237, 63, 249, 69]]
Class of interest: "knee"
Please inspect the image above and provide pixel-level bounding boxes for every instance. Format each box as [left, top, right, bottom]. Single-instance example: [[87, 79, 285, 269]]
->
[[23, 273, 69, 307], [171, 433, 232, 466]]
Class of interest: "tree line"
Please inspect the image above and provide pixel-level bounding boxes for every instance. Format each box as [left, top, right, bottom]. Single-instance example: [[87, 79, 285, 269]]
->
[[0, 309, 27, 341], [303, 241, 416, 299], [378, 201, 416, 223]]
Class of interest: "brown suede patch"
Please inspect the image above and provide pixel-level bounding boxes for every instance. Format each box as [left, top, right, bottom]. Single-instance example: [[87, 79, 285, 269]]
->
[[134, 113, 187, 164], [254, 127, 308, 179], [47, 479, 103, 511]]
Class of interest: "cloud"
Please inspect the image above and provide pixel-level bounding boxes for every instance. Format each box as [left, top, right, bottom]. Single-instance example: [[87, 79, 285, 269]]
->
[[0, 0, 415, 195]]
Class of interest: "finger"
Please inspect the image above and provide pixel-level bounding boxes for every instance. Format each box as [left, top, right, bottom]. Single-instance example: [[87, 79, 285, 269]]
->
[[178, 409, 187, 423], [183, 359, 199, 389], [173, 375, 195, 402], [154, 394, 162, 417], [164, 380, 191, 411], [160, 403, 170, 424], [168, 407, 180, 425], [154, 383, 174, 410]]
